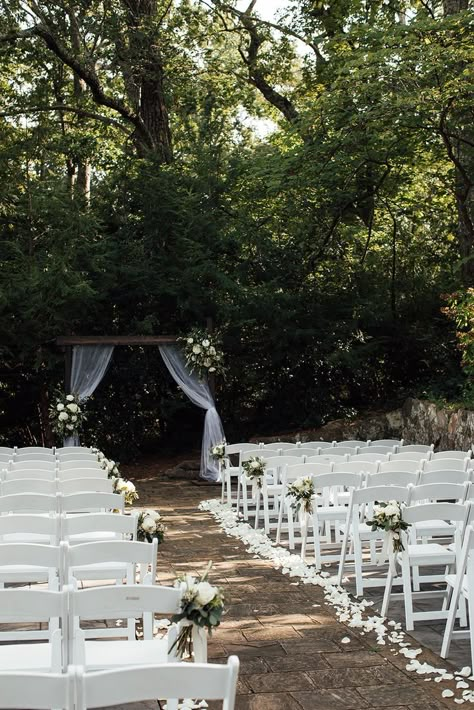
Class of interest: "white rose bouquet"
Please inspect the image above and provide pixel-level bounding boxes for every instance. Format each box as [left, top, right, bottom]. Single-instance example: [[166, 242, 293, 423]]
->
[[49, 393, 85, 438], [137, 509, 165, 543], [171, 562, 224, 658], [179, 328, 225, 379], [366, 500, 410, 553], [242, 456, 266, 488], [112, 477, 139, 506], [209, 442, 226, 463], [287, 476, 315, 515], [93, 448, 120, 478]]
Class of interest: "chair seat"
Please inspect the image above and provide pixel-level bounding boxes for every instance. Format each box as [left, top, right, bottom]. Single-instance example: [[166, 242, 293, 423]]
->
[[415, 520, 455, 536], [445, 573, 468, 594], [0, 643, 53, 671], [84, 638, 169, 669], [405, 543, 455, 565]]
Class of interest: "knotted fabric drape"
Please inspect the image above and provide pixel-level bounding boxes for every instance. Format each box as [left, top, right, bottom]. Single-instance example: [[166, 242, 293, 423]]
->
[[159, 344, 224, 482], [64, 345, 114, 446]]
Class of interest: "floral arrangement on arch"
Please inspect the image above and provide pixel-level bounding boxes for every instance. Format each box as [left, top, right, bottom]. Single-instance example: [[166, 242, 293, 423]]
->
[[366, 500, 410, 553], [180, 328, 224, 380], [92, 448, 139, 506], [137, 509, 165, 543], [171, 562, 224, 658], [50, 393, 84, 438], [242, 456, 266, 489], [287, 476, 315, 515]]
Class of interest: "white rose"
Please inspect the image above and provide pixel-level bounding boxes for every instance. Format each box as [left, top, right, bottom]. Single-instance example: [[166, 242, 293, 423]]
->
[[57, 403, 65, 411], [71, 415, 77, 422], [192, 344, 202, 354], [209, 346, 216, 355], [250, 460, 260, 469], [384, 504, 399, 517], [125, 481, 136, 493], [202, 339, 210, 347], [66, 395, 75, 401], [66, 424, 74, 430], [67, 403, 78, 413], [195, 581, 217, 606], [58, 411, 69, 420], [187, 338, 193, 344], [204, 358, 212, 367], [141, 516, 156, 533], [209, 367, 216, 372]]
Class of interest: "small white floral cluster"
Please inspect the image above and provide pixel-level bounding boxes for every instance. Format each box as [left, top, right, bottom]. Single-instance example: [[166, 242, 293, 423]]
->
[[179, 574, 222, 608], [200, 498, 474, 704], [137, 509, 165, 543], [180, 328, 224, 379], [50, 393, 84, 437], [92, 448, 120, 477], [366, 500, 409, 553], [242, 457, 266, 488], [209, 442, 226, 462], [287, 476, 314, 515], [91, 448, 138, 506]]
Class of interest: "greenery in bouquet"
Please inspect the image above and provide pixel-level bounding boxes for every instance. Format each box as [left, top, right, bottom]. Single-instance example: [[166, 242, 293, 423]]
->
[[287, 476, 315, 515], [366, 500, 410, 552], [137, 509, 165, 543], [49, 393, 85, 438], [179, 328, 225, 380], [171, 562, 224, 658], [242, 456, 266, 488]]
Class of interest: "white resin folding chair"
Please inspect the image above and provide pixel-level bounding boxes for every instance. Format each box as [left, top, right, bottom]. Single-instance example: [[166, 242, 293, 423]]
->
[[58, 478, 114, 495], [281, 448, 315, 458], [369, 439, 404, 448], [388, 452, 427, 464], [304, 441, 334, 449], [61, 512, 137, 545], [0, 492, 59, 514], [441, 524, 474, 671], [378, 460, 422, 475], [275, 461, 333, 547], [397, 444, 434, 455], [68, 583, 183, 669], [328, 446, 358, 457], [337, 440, 367, 448], [337, 485, 412, 597], [0, 541, 65, 590], [418, 469, 471, 485], [238, 449, 289, 521], [222, 443, 258, 506], [15, 452, 56, 463], [431, 450, 473, 461], [423, 458, 470, 472], [253, 455, 302, 534], [56, 452, 98, 463], [8, 460, 57, 473], [76, 657, 239, 710], [16, 447, 54, 455], [351, 453, 388, 463], [56, 446, 93, 455], [0, 513, 59, 545], [334, 460, 380, 475], [358, 445, 396, 455], [0, 588, 66, 668], [0, 669, 73, 710], [1, 477, 57, 496], [366, 470, 419, 488], [60, 492, 124, 514], [381, 502, 469, 630], [0, 446, 15, 456], [57, 468, 107, 480], [306, 471, 364, 568], [307, 453, 349, 464], [0, 454, 12, 466]]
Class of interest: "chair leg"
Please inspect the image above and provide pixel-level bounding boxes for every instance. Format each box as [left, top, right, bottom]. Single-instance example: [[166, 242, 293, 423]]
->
[[353, 533, 364, 598], [313, 514, 322, 571], [300, 512, 308, 560], [287, 506, 295, 550], [337, 522, 351, 586], [401, 555, 415, 632], [242, 478, 249, 520], [263, 494, 270, 535], [381, 566, 394, 619], [254, 491, 261, 530], [276, 496, 285, 544]]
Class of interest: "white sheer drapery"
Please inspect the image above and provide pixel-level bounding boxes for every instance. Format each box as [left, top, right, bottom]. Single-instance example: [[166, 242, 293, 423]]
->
[[159, 344, 224, 482], [64, 345, 114, 446]]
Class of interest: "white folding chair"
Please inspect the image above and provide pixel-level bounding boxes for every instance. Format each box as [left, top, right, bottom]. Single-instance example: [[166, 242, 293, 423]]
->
[[238, 449, 288, 521], [418, 469, 471, 485], [0, 513, 59, 545], [381, 502, 469, 630], [222, 443, 258, 506], [423, 458, 470, 472], [358, 445, 396, 455], [68, 584, 182, 669], [328, 446, 358, 457], [15, 453, 56, 463], [61, 512, 138, 544], [379, 459, 422, 474], [366, 470, 419, 488], [0, 669, 73, 709], [1, 477, 57, 496], [261, 442, 292, 450], [351, 453, 388, 463], [56, 446, 93, 455], [66, 539, 157, 587], [16, 447, 54, 455], [0, 588, 66, 668], [8, 461, 57, 473], [441, 524, 474, 671], [0, 493, 59, 514], [397, 444, 434, 455], [334, 460, 380, 475], [431, 450, 473, 461], [281, 448, 315, 458], [76, 657, 239, 710], [337, 485, 412, 597], [388, 452, 427, 464], [306, 453, 349, 464], [56, 452, 98, 463], [0, 446, 15, 456], [0, 541, 65, 589], [253, 456, 301, 534], [60, 492, 124, 514], [58, 478, 114, 495], [336, 440, 367, 448]]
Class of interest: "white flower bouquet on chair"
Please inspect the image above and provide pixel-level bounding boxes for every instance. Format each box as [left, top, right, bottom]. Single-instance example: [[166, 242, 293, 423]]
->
[[112, 477, 139, 506], [366, 500, 410, 553], [172, 563, 225, 660], [287, 476, 315, 515], [242, 457, 266, 491], [210, 442, 226, 463], [50, 393, 84, 438], [137, 509, 165, 543], [179, 328, 225, 379]]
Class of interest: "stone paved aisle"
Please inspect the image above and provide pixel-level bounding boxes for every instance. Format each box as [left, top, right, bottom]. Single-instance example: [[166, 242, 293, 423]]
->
[[136, 478, 463, 710]]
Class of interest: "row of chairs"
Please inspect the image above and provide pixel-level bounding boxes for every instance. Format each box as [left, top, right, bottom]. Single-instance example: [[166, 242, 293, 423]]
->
[[0, 447, 98, 465], [0, 491, 125, 514], [0, 657, 239, 710]]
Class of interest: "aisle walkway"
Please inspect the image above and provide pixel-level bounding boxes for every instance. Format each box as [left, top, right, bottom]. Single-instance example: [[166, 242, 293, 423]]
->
[[137, 478, 460, 710]]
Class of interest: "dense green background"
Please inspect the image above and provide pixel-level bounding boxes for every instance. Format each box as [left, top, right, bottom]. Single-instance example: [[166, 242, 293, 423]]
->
[[0, 0, 472, 459]]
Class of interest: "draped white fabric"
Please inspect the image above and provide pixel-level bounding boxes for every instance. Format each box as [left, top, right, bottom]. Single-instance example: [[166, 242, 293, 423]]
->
[[159, 344, 224, 482], [64, 345, 114, 446]]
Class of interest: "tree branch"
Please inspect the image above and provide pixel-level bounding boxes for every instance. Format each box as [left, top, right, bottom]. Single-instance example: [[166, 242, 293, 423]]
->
[[0, 104, 130, 132]]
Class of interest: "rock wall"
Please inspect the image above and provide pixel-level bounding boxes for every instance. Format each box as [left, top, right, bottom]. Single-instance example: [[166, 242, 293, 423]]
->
[[401, 398, 474, 451]]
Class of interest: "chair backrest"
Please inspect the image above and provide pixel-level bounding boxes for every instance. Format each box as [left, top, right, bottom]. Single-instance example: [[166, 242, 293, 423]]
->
[[311, 453, 349, 463], [1, 478, 57, 496], [351, 453, 387, 463], [56, 447, 93, 454], [422, 458, 470, 472], [0, 493, 58, 514], [261, 442, 293, 450], [0, 447, 15, 455], [281, 448, 315, 458], [409, 482, 468, 503], [388, 452, 427, 463], [58, 478, 114, 495], [0, 542, 64, 582], [57, 468, 108, 480], [397, 444, 434, 454], [379, 460, 422, 474], [369, 439, 403, 447], [0, 513, 59, 544], [334, 460, 379, 475], [284, 462, 333, 484], [3, 467, 57, 481], [224, 443, 258, 456], [304, 441, 334, 449], [16, 447, 54, 454], [60, 492, 124, 514], [0, 670, 72, 709], [431, 450, 472, 460], [0, 454, 12, 465], [358, 445, 395, 455], [61, 512, 138, 542], [58, 461, 103, 472], [66, 539, 157, 584], [366, 471, 419, 488], [403, 501, 469, 526], [9, 460, 57, 471], [336, 440, 367, 448], [15, 453, 56, 463], [77, 657, 239, 710], [312, 472, 363, 507], [0, 587, 66, 625], [329, 446, 358, 457], [351, 484, 412, 507], [418, 469, 471, 485], [241, 450, 280, 463], [56, 452, 98, 462]]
